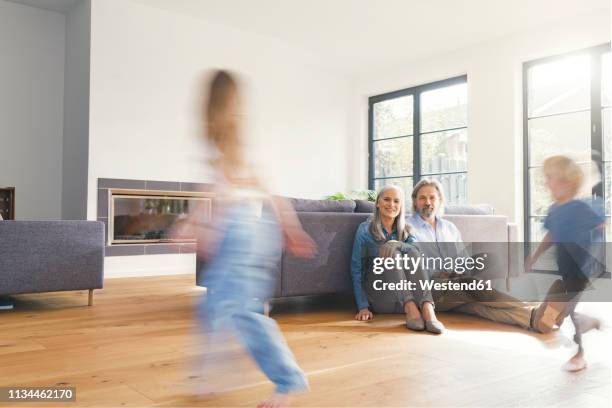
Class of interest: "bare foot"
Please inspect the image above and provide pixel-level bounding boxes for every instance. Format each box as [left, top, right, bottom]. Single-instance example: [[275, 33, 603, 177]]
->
[[575, 313, 601, 334], [562, 352, 587, 372], [257, 393, 291, 408]]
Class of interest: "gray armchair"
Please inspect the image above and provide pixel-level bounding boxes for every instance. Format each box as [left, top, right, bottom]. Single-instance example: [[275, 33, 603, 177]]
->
[[0, 221, 105, 305]]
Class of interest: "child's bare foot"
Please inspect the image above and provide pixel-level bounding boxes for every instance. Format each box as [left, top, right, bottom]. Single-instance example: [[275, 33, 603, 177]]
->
[[575, 313, 601, 334], [257, 393, 291, 408], [562, 352, 587, 372]]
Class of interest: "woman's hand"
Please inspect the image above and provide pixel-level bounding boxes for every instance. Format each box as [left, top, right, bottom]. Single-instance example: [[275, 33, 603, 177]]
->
[[355, 308, 373, 321], [379, 240, 402, 258]]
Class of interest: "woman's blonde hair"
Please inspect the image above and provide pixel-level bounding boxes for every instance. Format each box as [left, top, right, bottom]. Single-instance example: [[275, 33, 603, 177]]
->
[[368, 185, 411, 242], [542, 155, 584, 197]]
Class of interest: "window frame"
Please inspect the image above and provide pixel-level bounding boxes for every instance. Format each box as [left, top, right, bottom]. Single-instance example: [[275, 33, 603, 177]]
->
[[368, 75, 468, 196], [522, 43, 611, 245]]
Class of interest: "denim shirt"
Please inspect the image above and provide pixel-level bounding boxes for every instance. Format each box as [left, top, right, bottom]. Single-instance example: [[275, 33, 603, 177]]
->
[[350, 220, 416, 310]]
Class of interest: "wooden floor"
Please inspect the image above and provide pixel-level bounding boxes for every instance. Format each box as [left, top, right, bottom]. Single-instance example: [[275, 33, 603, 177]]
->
[[1, 275, 610, 408]]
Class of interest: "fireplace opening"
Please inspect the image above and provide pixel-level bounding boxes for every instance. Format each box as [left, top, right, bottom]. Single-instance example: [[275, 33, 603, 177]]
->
[[108, 189, 212, 245]]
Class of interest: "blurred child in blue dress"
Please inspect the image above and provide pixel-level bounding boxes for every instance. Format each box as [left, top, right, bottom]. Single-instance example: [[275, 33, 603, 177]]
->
[[185, 70, 316, 408]]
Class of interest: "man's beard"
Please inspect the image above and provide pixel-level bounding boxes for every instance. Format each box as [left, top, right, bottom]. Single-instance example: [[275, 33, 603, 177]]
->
[[418, 205, 435, 218]]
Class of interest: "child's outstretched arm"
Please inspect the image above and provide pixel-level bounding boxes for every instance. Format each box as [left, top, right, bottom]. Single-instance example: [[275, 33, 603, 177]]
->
[[525, 232, 552, 272], [243, 170, 316, 259], [269, 195, 317, 259]]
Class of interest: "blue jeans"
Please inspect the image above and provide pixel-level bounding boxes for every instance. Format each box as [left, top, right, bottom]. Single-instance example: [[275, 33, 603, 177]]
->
[[199, 203, 308, 394]]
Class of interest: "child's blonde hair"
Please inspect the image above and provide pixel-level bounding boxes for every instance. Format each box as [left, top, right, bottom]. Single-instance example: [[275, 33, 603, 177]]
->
[[542, 155, 584, 197]]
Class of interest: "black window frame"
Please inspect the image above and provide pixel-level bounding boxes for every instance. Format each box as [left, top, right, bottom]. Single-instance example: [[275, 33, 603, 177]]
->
[[523, 43, 611, 246], [368, 75, 468, 197]]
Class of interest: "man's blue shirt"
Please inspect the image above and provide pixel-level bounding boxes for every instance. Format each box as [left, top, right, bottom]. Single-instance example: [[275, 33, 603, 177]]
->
[[407, 212, 463, 243], [406, 212, 471, 274]]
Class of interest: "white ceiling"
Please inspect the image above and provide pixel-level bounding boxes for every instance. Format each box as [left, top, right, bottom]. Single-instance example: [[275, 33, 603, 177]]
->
[[133, 0, 610, 74], [7, 0, 609, 74], [5, 0, 81, 13]]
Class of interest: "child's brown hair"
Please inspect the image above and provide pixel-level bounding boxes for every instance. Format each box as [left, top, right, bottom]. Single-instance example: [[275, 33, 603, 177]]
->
[[204, 70, 243, 170]]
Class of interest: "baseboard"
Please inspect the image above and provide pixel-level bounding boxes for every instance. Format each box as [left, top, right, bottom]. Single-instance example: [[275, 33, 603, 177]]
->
[[104, 253, 196, 279]]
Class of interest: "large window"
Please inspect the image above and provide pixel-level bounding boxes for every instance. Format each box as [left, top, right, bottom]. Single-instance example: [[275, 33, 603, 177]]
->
[[369, 76, 468, 204], [524, 44, 611, 245]]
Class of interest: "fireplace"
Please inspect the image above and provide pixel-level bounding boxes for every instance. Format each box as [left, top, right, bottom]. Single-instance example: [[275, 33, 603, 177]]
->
[[107, 188, 213, 245]]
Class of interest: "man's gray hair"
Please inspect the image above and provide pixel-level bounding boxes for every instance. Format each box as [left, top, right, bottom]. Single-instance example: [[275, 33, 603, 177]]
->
[[411, 179, 446, 215], [369, 185, 411, 242]]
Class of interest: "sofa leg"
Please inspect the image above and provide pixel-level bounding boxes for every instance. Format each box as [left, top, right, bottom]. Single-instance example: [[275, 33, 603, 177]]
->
[[88, 289, 94, 306]]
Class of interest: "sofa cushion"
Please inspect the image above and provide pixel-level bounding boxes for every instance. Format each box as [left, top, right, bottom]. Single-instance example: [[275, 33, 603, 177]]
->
[[289, 198, 356, 212], [444, 204, 494, 215], [442, 215, 508, 242], [354, 199, 375, 213]]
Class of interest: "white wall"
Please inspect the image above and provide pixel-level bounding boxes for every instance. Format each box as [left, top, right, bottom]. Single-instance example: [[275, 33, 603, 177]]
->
[[88, 0, 353, 276], [62, 0, 90, 220], [87, 0, 352, 220], [350, 12, 610, 238], [0, 0, 65, 220]]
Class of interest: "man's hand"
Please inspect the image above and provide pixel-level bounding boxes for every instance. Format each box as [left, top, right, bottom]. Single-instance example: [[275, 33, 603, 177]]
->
[[355, 308, 373, 321]]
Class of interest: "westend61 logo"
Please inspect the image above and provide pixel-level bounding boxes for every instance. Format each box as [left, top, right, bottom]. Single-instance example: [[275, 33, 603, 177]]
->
[[372, 253, 487, 275]]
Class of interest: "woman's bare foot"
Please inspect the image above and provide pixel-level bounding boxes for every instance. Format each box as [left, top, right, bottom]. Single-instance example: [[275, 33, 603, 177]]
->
[[257, 392, 291, 408], [562, 351, 587, 372]]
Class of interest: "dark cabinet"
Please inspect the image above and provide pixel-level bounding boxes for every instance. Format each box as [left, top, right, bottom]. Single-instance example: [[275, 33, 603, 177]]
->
[[0, 188, 15, 220]]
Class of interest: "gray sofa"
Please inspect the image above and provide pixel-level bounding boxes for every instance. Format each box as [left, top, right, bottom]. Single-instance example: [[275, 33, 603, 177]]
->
[[196, 198, 518, 300], [0, 221, 105, 305], [277, 199, 517, 299]]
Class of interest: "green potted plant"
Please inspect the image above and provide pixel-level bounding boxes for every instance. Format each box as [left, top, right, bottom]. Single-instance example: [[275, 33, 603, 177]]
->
[[326, 190, 376, 202]]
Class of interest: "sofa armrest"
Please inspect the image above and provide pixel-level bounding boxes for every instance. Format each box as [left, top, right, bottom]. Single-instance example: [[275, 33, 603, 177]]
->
[[0, 221, 105, 296]]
